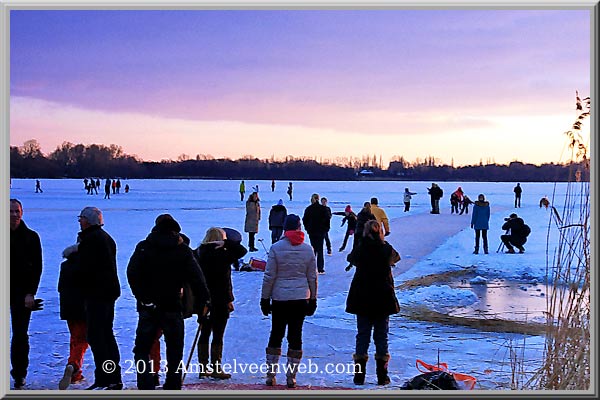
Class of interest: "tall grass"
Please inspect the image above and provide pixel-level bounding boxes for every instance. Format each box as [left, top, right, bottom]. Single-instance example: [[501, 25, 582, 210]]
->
[[528, 92, 591, 390]]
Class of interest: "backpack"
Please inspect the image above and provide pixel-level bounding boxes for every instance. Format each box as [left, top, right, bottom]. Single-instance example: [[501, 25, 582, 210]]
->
[[401, 371, 459, 390], [523, 224, 531, 237]]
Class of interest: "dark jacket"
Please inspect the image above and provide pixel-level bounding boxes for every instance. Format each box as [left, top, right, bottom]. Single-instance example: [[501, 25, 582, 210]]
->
[[10, 220, 42, 305], [58, 252, 85, 320], [502, 217, 528, 239], [302, 203, 331, 236], [334, 211, 357, 232], [193, 240, 247, 315], [428, 186, 444, 200], [514, 185, 522, 196], [77, 225, 120, 302], [346, 236, 400, 318], [268, 205, 287, 229], [127, 230, 210, 313], [355, 210, 376, 238]]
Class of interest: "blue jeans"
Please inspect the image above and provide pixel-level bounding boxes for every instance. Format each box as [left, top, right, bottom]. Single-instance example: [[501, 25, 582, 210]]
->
[[355, 315, 389, 356]]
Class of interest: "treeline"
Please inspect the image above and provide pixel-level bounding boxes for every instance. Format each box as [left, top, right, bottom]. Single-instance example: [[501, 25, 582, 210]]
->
[[10, 140, 588, 182]]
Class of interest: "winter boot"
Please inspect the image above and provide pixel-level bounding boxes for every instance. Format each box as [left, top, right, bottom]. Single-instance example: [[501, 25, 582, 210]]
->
[[197, 342, 210, 378], [210, 343, 231, 379], [375, 353, 391, 385], [473, 247, 479, 254], [285, 349, 303, 388], [352, 354, 368, 385], [265, 347, 281, 386]]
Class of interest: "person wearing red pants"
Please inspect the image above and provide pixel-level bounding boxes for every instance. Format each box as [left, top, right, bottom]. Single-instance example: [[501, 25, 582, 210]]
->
[[58, 247, 89, 390]]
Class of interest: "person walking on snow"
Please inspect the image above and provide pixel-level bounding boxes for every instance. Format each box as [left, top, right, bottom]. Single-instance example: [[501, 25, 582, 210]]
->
[[244, 192, 261, 252], [470, 194, 490, 254], [260, 214, 318, 388], [320, 197, 333, 255], [403, 188, 417, 212], [302, 193, 330, 274], [35, 180, 43, 193], [268, 199, 287, 244]]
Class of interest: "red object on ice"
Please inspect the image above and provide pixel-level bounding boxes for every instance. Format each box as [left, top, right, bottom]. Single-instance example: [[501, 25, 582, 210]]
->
[[249, 258, 267, 271]]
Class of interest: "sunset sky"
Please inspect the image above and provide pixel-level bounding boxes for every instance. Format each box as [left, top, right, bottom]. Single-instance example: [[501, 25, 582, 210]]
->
[[9, 9, 591, 166]]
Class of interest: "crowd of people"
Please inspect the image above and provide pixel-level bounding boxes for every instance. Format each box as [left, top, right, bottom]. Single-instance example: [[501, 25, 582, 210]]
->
[[10, 180, 534, 390]]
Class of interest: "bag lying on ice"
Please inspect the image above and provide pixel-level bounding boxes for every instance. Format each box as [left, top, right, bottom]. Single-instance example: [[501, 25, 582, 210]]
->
[[401, 359, 477, 390]]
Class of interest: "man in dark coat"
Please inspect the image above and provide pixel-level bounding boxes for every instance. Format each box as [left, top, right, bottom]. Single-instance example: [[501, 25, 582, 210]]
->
[[10, 199, 43, 389], [427, 183, 443, 214], [302, 193, 330, 274], [76, 206, 123, 390], [513, 183, 522, 208], [501, 213, 529, 253], [127, 214, 211, 390], [268, 199, 287, 244]]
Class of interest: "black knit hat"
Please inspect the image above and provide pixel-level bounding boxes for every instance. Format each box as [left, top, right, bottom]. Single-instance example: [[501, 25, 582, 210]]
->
[[283, 214, 301, 231], [154, 213, 181, 233]]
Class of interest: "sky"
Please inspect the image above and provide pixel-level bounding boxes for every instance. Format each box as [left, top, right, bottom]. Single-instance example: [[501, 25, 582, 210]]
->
[[9, 9, 592, 166]]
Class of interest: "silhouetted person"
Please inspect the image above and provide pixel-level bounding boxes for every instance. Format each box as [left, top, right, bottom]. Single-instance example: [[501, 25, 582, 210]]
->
[[513, 183, 522, 208], [35, 180, 43, 193], [271, 179, 275, 192], [239, 180, 245, 202], [287, 182, 293, 201], [104, 179, 111, 199]]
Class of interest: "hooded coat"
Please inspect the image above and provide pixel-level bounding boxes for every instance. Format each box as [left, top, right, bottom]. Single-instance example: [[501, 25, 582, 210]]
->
[[244, 198, 261, 233], [471, 200, 491, 230], [346, 235, 400, 318], [127, 228, 210, 313]]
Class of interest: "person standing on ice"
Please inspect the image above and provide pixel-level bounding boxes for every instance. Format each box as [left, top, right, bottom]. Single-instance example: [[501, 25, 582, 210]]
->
[[10, 199, 43, 390], [427, 183, 443, 214], [470, 193, 490, 254], [346, 220, 400, 386], [260, 214, 318, 388], [287, 182, 293, 201], [239, 180, 245, 201], [370, 197, 390, 236], [127, 214, 210, 390], [35, 179, 43, 193], [513, 183, 522, 208], [302, 193, 330, 274], [58, 243, 89, 390], [193, 227, 247, 380], [320, 197, 333, 255], [244, 192, 261, 252], [403, 188, 417, 212], [104, 179, 111, 199], [268, 199, 287, 244], [333, 205, 357, 252], [75, 206, 122, 390], [271, 179, 275, 192]]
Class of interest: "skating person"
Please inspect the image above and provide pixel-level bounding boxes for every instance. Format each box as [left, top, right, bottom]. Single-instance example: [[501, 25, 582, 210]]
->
[[271, 179, 275, 192], [333, 205, 357, 252], [287, 182, 293, 201], [302, 193, 330, 274], [450, 192, 460, 214], [35, 179, 43, 193], [320, 197, 333, 255], [193, 227, 247, 379], [245, 192, 261, 252], [90, 179, 98, 195], [239, 180, 245, 202], [427, 183, 443, 214], [127, 214, 210, 390], [75, 207, 123, 390], [403, 188, 417, 212], [513, 183, 522, 208], [459, 195, 474, 215], [500, 213, 531, 253], [346, 220, 400, 386], [539, 196, 550, 209], [111, 180, 116, 194], [268, 199, 287, 244], [10, 199, 43, 390], [115, 179, 121, 194], [470, 194, 490, 254], [261, 214, 318, 388], [58, 244, 89, 390], [83, 178, 89, 191], [370, 197, 390, 236], [95, 178, 100, 190]]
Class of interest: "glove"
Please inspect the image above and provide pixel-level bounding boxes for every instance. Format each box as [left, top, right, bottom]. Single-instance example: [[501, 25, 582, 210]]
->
[[32, 298, 44, 311], [62, 244, 79, 258], [306, 299, 317, 316], [260, 298, 271, 316]]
